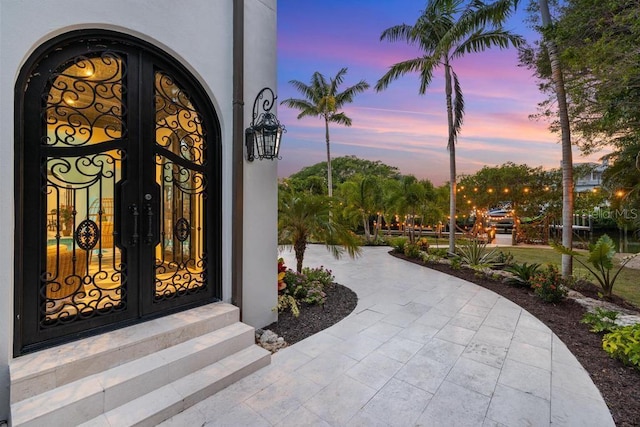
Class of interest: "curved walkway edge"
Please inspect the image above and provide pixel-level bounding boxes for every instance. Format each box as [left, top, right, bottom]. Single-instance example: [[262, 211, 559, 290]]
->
[[161, 246, 615, 427]]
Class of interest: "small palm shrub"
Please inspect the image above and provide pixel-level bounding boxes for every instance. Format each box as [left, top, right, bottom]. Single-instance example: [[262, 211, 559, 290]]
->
[[504, 262, 541, 288], [530, 264, 567, 303], [603, 324, 640, 369]]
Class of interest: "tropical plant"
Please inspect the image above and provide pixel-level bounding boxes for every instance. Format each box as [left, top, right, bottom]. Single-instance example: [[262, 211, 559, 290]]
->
[[281, 70, 370, 197], [603, 324, 640, 370], [504, 262, 541, 287], [455, 239, 500, 268], [581, 308, 619, 333], [337, 174, 382, 242], [376, 0, 523, 254], [276, 294, 300, 318], [277, 258, 287, 291], [530, 264, 567, 303], [278, 191, 361, 272], [390, 237, 409, 254], [301, 266, 334, 288], [553, 234, 640, 299], [404, 243, 422, 259]]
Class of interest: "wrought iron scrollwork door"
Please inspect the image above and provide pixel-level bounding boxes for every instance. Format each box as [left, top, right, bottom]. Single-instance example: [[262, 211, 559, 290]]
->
[[15, 31, 221, 355]]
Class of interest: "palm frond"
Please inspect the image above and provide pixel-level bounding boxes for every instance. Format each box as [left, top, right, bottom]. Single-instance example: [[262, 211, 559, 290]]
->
[[380, 24, 419, 44], [329, 112, 352, 127], [376, 57, 432, 92], [454, 30, 524, 57], [330, 67, 349, 93], [280, 98, 320, 119], [286, 80, 318, 103], [452, 70, 464, 138], [335, 80, 370, 106]]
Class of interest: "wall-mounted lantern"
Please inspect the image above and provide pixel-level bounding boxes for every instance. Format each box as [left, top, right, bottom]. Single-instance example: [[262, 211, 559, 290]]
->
[[245, 87, 285, 161]]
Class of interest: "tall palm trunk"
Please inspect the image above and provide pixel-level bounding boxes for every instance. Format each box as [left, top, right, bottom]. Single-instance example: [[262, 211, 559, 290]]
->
[[445, 61, 457, 254], [539, 0, 573, 278], [325, 118, 333, 197]]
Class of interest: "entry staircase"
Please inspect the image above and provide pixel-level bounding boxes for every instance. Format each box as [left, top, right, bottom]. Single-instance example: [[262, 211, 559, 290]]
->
[[9, 303, 270, 427]]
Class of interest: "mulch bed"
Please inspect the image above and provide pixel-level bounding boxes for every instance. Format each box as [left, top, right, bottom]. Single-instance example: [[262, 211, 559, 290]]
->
[[265, 252, 640, 426], [265, 283, 358, 345]]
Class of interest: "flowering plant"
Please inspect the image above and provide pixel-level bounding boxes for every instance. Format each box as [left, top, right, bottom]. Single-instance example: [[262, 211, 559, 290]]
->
[[277, 258, 287, 291], [530, 264, 567, 303]]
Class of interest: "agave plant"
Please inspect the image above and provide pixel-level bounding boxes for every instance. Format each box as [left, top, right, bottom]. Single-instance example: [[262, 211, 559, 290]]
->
[[455, 239, 500, 268], [504, 262, 541, 288]]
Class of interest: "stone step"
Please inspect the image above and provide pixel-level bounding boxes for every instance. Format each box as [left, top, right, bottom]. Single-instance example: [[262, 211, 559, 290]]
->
[[10, 322, 262, 427], [10, 302, 239, 403], [79, 346, 270, 427]]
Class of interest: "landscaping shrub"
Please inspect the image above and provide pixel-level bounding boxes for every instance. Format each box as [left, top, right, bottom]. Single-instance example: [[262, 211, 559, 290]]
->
[[276, 294, 300, 317], [495, 250, 514, 267], [277, 265, 333, 316], [603, 324, 640, 370], [302, 266, 334, 288], [553, 234, 640, 299], [530, 264, 567, 303], [429, 248, 448, 258], [404, 243, 421, 259], [391, 237, 408, 253], [581, 308, 620, 333], [504, 262, 541, 288], [416, 237, 430, 252], [455, 239, 500, 268]]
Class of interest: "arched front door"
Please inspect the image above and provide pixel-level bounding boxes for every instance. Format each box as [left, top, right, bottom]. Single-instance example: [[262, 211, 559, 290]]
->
[[14, 30, 221, 355]]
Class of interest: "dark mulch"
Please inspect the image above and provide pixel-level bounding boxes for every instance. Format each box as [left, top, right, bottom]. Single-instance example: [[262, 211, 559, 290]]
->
[[265, 283, 358, 345], [264, 252, 640, 426]]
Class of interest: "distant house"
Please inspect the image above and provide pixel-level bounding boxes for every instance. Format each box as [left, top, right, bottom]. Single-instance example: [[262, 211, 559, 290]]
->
[[0, 1, 280, 424], [573, 160, 608, 193]]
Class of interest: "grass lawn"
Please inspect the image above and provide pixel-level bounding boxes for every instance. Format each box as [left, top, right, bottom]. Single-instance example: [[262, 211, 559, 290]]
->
[[499, 246, 640, 308]]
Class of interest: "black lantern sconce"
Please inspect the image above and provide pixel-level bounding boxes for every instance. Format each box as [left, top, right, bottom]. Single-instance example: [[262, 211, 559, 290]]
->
[[245, 87, 286, 161]]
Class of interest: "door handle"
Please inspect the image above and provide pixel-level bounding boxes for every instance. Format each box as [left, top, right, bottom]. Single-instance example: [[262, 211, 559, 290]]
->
[[129, 204, 139, 246], [144, 203, 154, 245]]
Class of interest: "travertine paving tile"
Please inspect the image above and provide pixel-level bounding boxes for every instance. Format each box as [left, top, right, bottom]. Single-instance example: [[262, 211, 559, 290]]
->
[[356, 378, 432, 427], [417, 381, 491, 426], [446, 357, 501, 397], [486, 384, 550, 427]]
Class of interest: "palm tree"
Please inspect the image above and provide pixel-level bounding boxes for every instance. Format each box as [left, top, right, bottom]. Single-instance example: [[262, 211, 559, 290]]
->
[[538, 0, 574, 278], [337, 174, 381, 243], [278, 191, 361, 272], [375, 0, 523, 254], [281, 68, 370, 197]]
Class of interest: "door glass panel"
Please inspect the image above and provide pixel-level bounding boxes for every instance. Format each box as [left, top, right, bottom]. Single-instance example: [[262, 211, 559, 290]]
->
[[154, 72, 207, 300], [43, 54, 126, 325], [45, 53, 124, 147]]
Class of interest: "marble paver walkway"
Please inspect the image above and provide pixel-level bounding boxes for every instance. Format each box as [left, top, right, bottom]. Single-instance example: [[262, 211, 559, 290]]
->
[[160, 246, 614, 426]]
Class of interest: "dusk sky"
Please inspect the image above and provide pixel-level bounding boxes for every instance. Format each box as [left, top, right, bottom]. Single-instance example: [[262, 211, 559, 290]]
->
[[275, 0, 604, 185]]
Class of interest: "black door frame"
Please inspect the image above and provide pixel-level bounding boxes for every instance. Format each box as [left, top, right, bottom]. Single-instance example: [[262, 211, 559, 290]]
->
[[14, 30, 222, 356]]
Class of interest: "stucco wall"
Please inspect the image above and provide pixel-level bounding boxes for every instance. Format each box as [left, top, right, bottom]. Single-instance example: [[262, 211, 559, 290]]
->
[[0, 0, 278, 420], [242, 0, 279, 329]]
